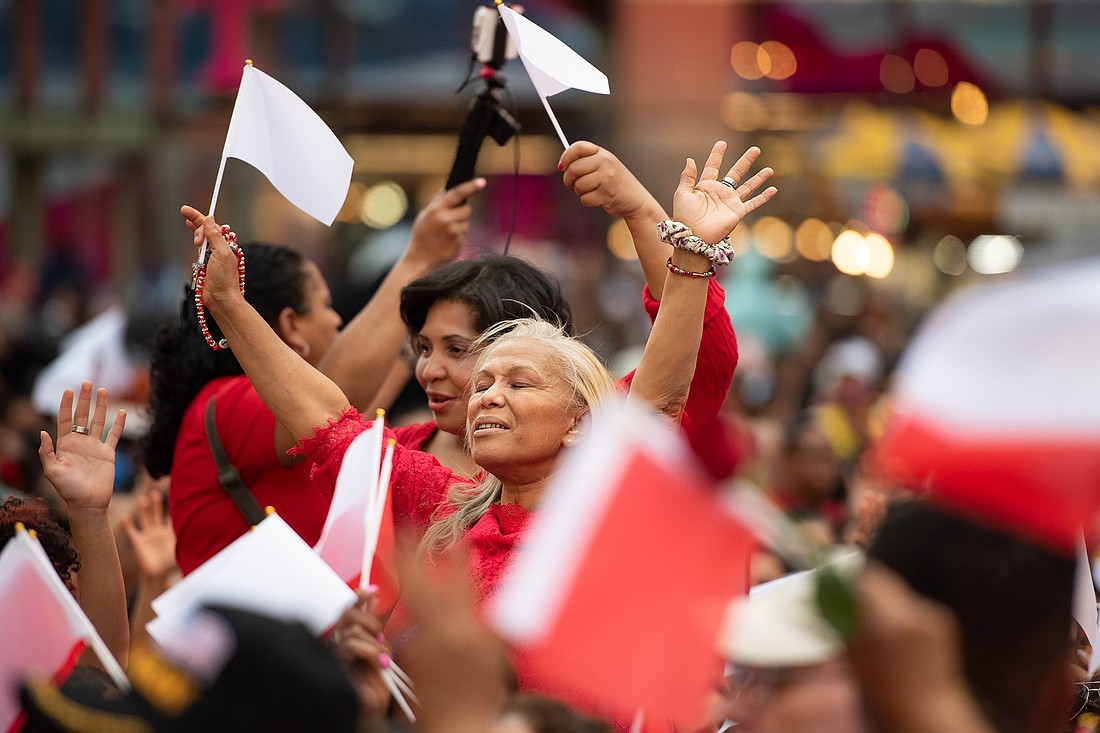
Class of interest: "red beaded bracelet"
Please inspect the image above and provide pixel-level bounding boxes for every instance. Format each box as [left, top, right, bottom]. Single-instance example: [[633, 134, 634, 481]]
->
[[194, 225, 245, 351], [665, 256, 716, 279]]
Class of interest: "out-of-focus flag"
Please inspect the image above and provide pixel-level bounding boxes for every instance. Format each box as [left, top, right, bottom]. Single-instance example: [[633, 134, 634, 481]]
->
[[362, 439, 399, 613], [1073, 536, 1100, 675], [490, 401, 754, 728], [873, 258, 1100, 553], [31, 306, 136, 417], [0, 525, 128, 733], [497, 5, 609, 148], [216, 62, 353, 225], [148, 513, 357, 645]]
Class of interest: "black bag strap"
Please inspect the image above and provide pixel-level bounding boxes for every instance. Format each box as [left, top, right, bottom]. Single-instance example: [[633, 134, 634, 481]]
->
[[204, 397, 267, 526]]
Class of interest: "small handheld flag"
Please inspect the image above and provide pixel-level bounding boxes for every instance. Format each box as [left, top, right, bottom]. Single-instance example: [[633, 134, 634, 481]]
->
[[497, 5, 609, 149]]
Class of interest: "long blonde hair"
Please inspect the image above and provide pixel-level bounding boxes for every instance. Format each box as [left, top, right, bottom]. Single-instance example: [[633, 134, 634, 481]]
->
[[419, 319, 616, 556]]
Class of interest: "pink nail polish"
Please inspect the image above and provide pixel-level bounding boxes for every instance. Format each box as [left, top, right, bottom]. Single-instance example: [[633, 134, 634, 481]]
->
[[557, 162, 565, 172], [365, 584, 379, 594], [377, 632, 386, 643], [379, 653, 392, 669]]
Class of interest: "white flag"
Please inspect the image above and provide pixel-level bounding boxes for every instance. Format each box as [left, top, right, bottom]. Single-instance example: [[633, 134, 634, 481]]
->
[[314, 416, 385, 583], [497, 5, 609, 148], [0, 528, 128, 731], [149, 514, 357, 645], [220, 63, 353, 226]]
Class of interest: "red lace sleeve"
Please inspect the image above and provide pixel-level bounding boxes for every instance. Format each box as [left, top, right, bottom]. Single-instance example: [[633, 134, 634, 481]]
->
[[288, 408, 465, 535], [287, 408, 370, 497]]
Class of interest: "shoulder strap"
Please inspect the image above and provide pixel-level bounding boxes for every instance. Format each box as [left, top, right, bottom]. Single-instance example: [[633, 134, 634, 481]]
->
[[204, 397, 267, 526]]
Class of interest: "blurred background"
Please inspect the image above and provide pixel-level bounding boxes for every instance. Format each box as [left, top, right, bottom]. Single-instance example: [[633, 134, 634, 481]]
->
[[2, 0, 1099, 525]]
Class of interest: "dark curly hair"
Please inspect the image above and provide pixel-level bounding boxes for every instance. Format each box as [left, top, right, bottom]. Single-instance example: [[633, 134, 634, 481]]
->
[[399, 255, 574, 338], [0, 496, 79, 589], [142, 243, 309, 478]]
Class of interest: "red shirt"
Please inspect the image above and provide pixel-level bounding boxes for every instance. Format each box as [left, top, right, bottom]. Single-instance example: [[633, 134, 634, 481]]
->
[[168, 375, 335, 575]]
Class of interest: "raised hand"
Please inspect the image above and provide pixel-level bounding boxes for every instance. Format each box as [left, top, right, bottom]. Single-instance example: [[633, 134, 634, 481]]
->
[[120, 488, 178, 582], [39, 381, 126, 513], [405, 178, 486, 270], [180, 204, 241, 310], [672, 142, 777, 244], [560, 141, 661, 221]]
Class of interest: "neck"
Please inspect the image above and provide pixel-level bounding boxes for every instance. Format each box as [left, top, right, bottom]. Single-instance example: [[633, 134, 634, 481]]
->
[[426, 429, 479, 479], [499, 477, 549, 510]]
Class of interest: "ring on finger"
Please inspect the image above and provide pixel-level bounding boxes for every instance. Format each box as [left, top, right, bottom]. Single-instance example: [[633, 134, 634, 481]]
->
[[720, 176, 738, 189], [71, 425, 91, 435]]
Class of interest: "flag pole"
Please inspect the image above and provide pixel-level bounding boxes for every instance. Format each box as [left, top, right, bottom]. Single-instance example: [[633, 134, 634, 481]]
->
[[539, 95, 570, 149], [193, 60, 253, 282]]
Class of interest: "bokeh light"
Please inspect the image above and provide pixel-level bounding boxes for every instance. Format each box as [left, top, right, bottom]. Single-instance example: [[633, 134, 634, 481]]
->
[[914, 48, 949, 87], [863, 232, 895, 279], [731, 42, 764, 80], [760, 41, 797, 80], [968, 234, 1023, 274], [831, 229, 869, 275], [933, 235, 968, 275], [795, 218, 833, 261], [752, 216, 794, 261], [880, 55, 915, 94], [951, 82, 989, 126], [360, 181, 408, 228]]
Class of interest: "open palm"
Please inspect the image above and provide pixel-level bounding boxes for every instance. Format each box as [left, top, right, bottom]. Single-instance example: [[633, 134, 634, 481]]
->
[[39, 381, 126, 512], [672, 142, 777, 244]]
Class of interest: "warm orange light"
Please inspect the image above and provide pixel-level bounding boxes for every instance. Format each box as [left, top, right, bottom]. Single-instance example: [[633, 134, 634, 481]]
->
[[863, 233, 895, 279], [731, 42, 764, 80], [914, 48, 949, 87], [607, 219, 638, 261], [752, 216, 794, 261], [880, 55, 915, 94], [720, 92, 769, 132], [951, 82, 988, 126], [795, 218, 833, 261], [760, 41, 797, 80]]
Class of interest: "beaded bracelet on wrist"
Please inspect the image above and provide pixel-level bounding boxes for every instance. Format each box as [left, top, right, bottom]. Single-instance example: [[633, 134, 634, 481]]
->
[[665, 256, 716, 279], [193, 224, 245, 351], [656, 219, 735, 266]]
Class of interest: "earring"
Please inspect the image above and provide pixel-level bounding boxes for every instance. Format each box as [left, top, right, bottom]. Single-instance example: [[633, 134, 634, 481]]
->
[[563, 435, 575, 447]]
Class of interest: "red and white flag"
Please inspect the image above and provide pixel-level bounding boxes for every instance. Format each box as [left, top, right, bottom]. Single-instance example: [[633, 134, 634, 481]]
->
[[490, 400, 754, 728], [873, 258, 1100, 552], [313, 415, 399, 612], [0, 525, 128, 733]]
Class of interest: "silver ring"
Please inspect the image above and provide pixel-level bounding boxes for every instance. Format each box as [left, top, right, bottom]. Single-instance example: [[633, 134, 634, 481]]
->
[[71, 425, 91, 435], [720, 176, 738, 189]]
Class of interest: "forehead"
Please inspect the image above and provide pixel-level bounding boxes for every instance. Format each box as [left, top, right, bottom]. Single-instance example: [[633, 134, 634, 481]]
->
[[477, 338, 558, 374], [422, 299, 479, 335], [301, 260, 329, 294]]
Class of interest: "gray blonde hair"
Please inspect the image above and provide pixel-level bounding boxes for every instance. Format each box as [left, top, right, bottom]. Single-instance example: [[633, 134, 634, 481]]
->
[[419, 318, 616, 556]]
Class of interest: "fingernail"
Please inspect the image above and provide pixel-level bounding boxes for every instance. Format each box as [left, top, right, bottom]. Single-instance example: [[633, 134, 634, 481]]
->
[[365, 583, 379, 594], [376, 632, 386, 643], [557, 162, 565, 172], [379, 653, 392, 669]]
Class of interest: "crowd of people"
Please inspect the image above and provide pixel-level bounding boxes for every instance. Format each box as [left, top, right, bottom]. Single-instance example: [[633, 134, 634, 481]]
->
[[1, 135, 1095, 733]]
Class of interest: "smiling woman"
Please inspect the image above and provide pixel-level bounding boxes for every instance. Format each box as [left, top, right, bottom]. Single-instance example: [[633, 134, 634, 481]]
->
[[181, 142, 777, 646]]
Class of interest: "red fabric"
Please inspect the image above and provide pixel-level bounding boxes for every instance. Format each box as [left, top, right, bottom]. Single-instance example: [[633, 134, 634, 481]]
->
[[169, 376, 334, 576], [873, 410, 1099, 554], [505, 451, 754, 729], [392, 420, 437, 451], [621, 279, 740, 480]]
